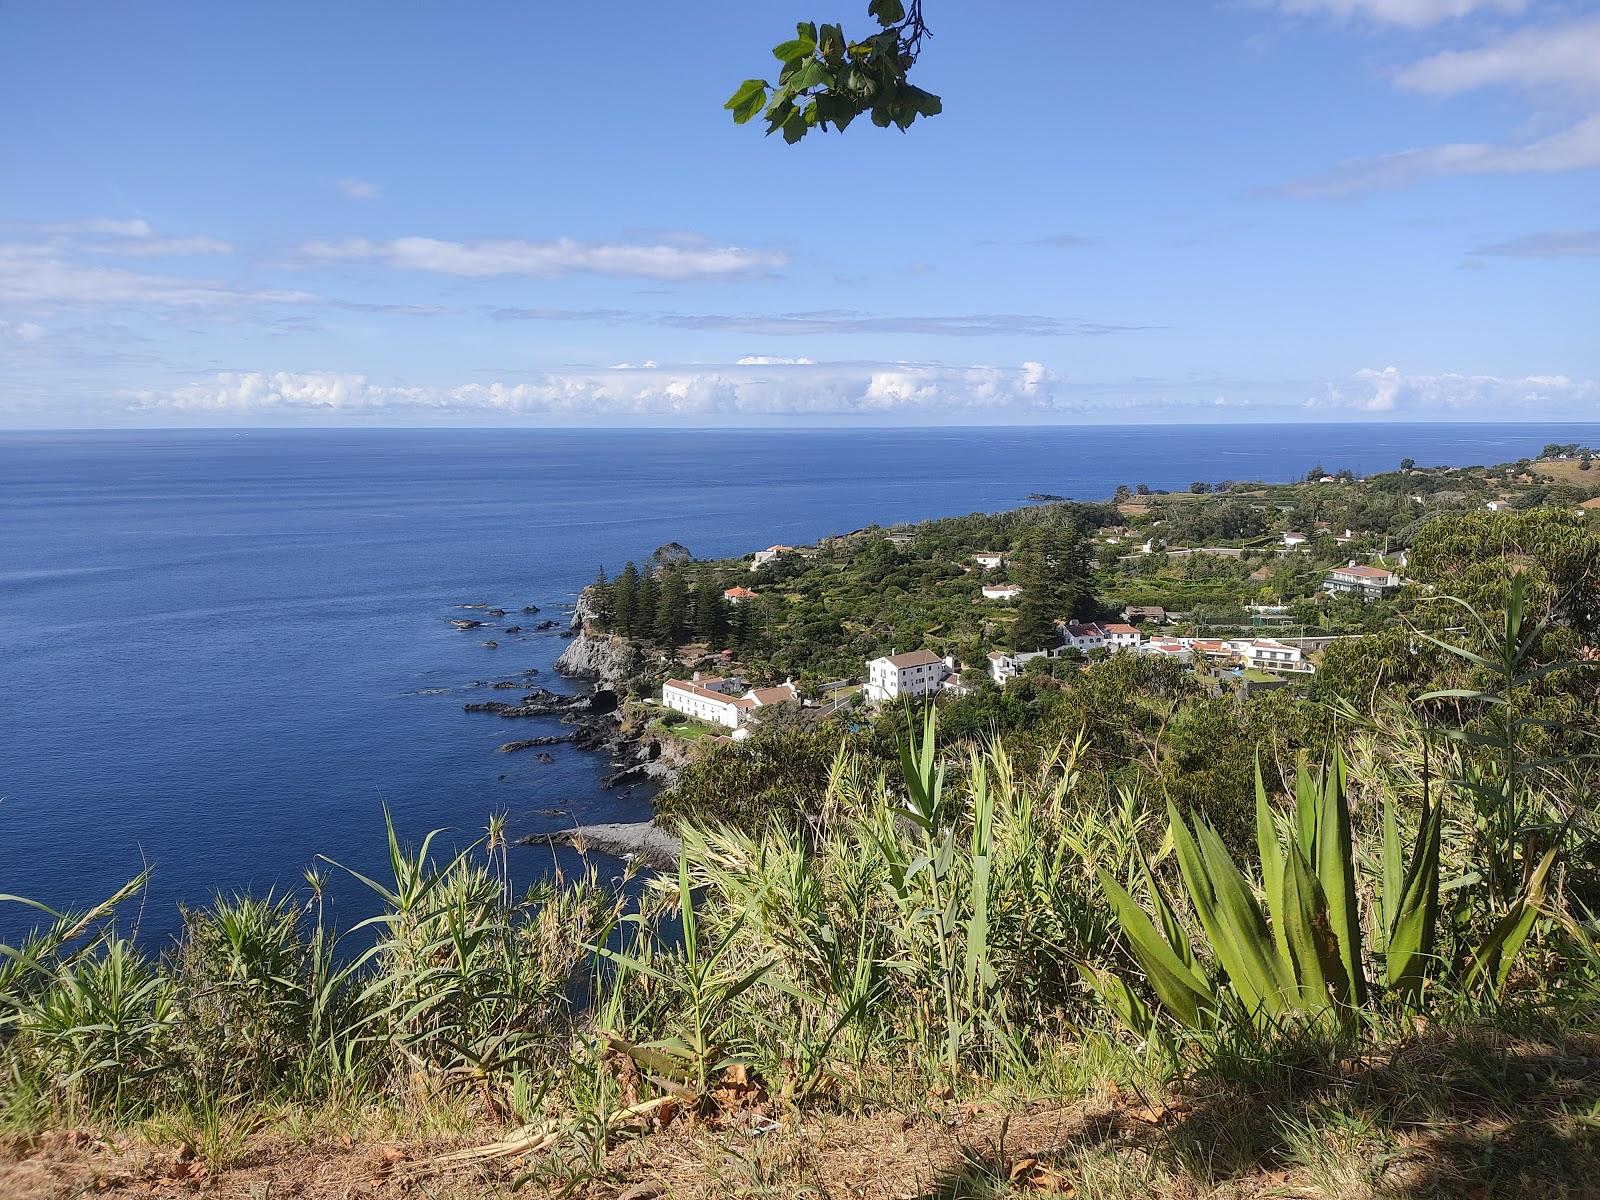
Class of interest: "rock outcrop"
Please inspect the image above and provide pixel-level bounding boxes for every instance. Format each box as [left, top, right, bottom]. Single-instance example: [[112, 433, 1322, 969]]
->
[[521, 820, 681, 869]]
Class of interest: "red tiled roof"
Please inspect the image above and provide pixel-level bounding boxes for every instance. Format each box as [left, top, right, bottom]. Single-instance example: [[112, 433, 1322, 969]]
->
[[882, 649, 942, 669], [1103, 623, 1138, 635], [723, 586, 757, 598], [665, 679, 754, 707], [748, 684, 797, 706]]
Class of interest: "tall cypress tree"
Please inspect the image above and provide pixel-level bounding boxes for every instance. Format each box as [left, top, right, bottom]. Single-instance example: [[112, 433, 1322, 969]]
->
[[654, 567, 689, 648], [612, 562, 639, 635], [1012, 522, 1093, 649], [691, 577, 728, 646], [633, 571, 658, 642], [587, 566, 614, 628]]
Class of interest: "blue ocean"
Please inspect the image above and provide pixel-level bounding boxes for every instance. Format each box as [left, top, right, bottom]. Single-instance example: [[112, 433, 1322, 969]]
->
[[2, 425, 1594, 942]]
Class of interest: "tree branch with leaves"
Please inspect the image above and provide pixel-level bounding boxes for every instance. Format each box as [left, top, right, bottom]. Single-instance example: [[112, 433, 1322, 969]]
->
[[725, 1, 942, 143]]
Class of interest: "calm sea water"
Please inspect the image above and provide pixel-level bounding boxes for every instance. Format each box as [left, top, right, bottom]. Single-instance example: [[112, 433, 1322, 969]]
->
[[2, 424, 1594, 942]]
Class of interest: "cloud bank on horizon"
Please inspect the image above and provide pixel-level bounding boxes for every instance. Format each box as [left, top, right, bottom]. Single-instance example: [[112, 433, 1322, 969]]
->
[[0, 2, 1593, 426]]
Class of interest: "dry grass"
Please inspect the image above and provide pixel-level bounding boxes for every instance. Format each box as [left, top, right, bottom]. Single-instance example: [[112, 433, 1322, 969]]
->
[[8, 1030, 1600, 1200]]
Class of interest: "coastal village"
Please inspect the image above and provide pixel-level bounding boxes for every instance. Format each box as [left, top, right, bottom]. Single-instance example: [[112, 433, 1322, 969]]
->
[[561, 445, 1600, 747]]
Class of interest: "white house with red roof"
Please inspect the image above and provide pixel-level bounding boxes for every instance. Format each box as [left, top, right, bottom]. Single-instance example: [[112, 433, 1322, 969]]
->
[[723, 586, 757, 605], [662, 678, 755, 729], [1323, 562, 1403, 599], [865, 649, 949, 701]]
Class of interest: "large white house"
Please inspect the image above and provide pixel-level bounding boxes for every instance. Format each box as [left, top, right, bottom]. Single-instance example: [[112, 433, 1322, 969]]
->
[[1232, 638, 1314, 674], [662, 678, 755, 729], [661, 676, 799, 729], [1323, 563, 1402, 599], [981, 584, 1022, 601], [972, 551, 1006, 570], [865, 649, 948, 701], [751, 544, 792, 570], [1057, 620, 1142, 654]]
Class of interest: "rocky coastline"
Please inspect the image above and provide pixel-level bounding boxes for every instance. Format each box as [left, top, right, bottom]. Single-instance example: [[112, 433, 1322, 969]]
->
[[454, 587, 683, 868]]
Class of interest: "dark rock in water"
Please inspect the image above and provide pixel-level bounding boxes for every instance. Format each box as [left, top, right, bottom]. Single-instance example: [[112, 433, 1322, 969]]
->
[[465, 701, 515, 714], [482, 640, 499, 649], [450, 618, 483, 630], [498, 773, 507, 780], [534, 752, 554, 764], [587, 689, 618, 715], [503, 625, 521, 635], [561, 629, 577, 638], [650, 542, 693, 568], [602, 762, 650, 789], [498, 735, 572, 753], [522, 605, 541, 614], [535, 619, 558, 631], [490, 680, 523, 690], [487, 608, 507, 618], [521, 821, 681, 869]]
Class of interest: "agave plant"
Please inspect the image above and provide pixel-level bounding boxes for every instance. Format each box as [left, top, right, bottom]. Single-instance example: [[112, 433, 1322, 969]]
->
[[1087, 747, 1557, 1035]]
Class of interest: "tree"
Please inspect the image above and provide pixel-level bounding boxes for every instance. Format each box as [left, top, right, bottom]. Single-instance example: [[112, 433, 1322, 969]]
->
[[692, 578, 730, 646], [727, 1, 940, 144], [1112, 484, 1133, 504], [1400, 457, 1416, 471], [653, 568, 689, 648], [587, 566, 614, 627], [1011, 522, 1093, 649], [1189, 481, 1212, 494], [612, 562, 640, 635]]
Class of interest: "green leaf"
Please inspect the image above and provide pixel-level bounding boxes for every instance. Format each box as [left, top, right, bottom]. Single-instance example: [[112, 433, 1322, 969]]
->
[[1095, 869, 1213, 1028], [772, 38, 815, 64], [870, 0, 906, 25], [724, 79, 768, 125]]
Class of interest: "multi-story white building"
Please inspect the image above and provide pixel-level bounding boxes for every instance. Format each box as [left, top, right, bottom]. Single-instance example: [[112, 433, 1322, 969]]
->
[[1323, 563, 1402, 599], [1231, 638, 1314, 674], [662, 678, 755, 729], [865, 649, 948, 701]]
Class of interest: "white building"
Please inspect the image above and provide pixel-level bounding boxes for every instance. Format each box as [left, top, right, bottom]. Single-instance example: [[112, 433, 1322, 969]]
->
[[865, 649, 948, 701], [1139, 638, 1193, 664], [987, 648, 1051, 686], [751, 544, 792, 570], [746, 681, 799, 709], [1486, 500, 1509, 512], [662, 678, 755, 729], [1056, 621, 1140, 654], [972, 551, 1006, 570], [1232, 638, 1314, 675], [1323, 562, 1402, 599], [1282, 531, 1308, 548], [981, 584, 1022, 601], [723, 586, 757, 605]]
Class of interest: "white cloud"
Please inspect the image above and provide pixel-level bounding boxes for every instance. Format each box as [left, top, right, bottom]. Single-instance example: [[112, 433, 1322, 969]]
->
[[1267, 0, 1525, 28], [297, 235, 788, 281], [1471, 229, 1600, 257], [735, 355, 815, 365], [1263, 113, 1600, 197], [0, 243, 314, 310], [334, 177, 380, 200], [1395, 16, 1600, 97], [127, 361, 1071, 418], [21, 218, 233, 257], [1313, 366, 1600, 413], [490, 307, 1151, 337]]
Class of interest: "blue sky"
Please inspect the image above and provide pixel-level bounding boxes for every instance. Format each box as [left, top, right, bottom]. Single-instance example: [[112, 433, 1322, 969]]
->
[[2, 0, 1596, 426]]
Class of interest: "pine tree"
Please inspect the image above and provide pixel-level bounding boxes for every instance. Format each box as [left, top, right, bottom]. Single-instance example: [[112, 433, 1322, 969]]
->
[[691, 578, 728, 646], [588, 566, 614, 627], [654, 567, 689, 648], [634, 571, 659, 642], [612, 562, 640, 635], [1012, 522, 1093, 650]]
